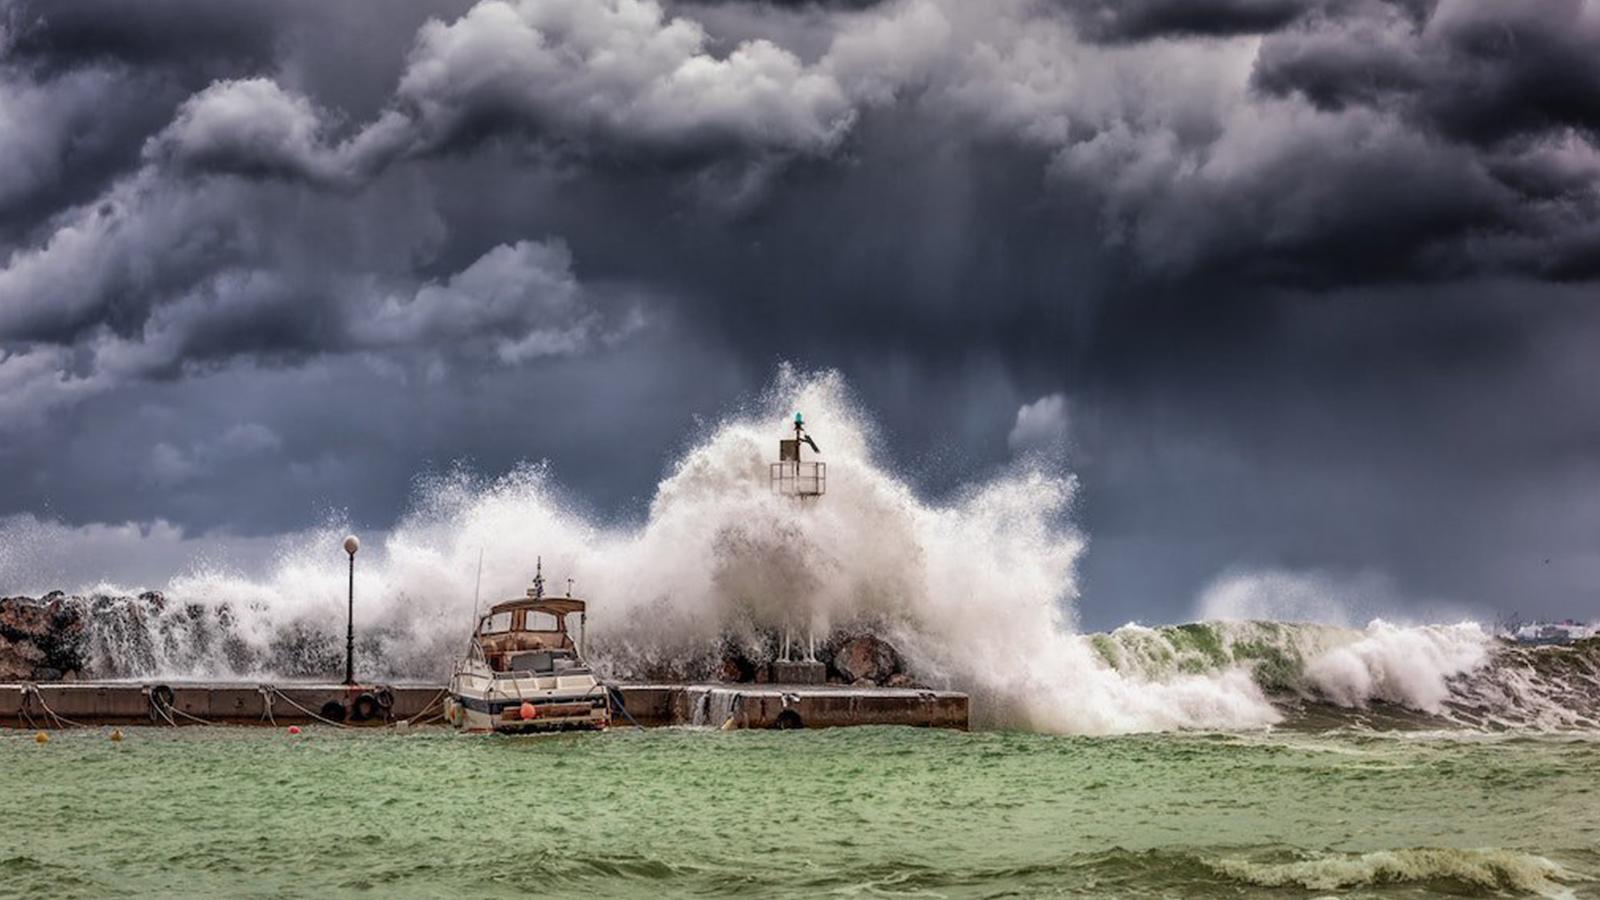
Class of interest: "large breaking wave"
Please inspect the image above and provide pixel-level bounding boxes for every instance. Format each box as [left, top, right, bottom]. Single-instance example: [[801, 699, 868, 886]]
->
[[5, 369, 1597, 733]]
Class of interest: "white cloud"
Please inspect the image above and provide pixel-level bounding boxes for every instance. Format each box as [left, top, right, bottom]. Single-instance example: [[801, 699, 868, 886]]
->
[[378, 0, 859, 161], [1008, 393, 1070, 453], [354, 239, 618, 363], [145, 78, 360, 187]]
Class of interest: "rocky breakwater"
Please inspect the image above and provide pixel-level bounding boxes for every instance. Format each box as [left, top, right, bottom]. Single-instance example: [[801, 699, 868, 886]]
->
[[0, 590, 265, 681], [716, 630, 927, 688], [0, 592, 93, 681]]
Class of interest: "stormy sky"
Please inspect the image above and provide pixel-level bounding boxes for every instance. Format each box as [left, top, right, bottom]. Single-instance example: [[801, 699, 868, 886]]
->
[[1, 0, 1598, 627]]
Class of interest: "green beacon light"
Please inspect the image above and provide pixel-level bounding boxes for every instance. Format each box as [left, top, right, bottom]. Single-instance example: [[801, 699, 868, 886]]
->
[[795, 412, 804, 426]]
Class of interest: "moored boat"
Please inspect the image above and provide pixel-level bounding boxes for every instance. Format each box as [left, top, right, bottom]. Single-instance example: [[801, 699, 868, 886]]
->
[[443, 562, 609, 733]]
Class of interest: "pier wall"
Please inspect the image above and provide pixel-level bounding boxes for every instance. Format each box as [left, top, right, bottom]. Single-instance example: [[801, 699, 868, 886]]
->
[[2, 682, 968, 730]]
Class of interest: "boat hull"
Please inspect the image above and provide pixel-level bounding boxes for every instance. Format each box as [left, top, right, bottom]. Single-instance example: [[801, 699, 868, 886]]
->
[[445, 692, 609, 734]]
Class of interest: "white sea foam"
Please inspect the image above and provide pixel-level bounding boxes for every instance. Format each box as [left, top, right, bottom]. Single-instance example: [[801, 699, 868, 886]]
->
[[1302, 620, 1491, 713], [1208, 848, 1584, 897]]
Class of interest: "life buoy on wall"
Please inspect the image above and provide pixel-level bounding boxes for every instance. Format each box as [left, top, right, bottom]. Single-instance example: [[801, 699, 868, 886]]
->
[[147, 684, 175, 721], [350, 692, 381, 722]]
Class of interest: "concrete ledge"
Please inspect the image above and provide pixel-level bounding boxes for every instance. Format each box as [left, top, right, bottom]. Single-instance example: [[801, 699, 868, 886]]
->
[[3, 681, 969, 730], [0, 682, 442, 727]]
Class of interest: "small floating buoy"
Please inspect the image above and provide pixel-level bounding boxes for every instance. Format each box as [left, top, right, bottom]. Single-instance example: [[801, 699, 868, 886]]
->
[[519, 702, 537, 720], [35, 731, 49, 744], [110, 729, 124, 742], [287, 725, 302, 736]]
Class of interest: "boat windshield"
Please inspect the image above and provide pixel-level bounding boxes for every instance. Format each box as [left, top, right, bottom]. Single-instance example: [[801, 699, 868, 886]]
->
[[505, 649, 587, 675], [478, 608, 568, 636]]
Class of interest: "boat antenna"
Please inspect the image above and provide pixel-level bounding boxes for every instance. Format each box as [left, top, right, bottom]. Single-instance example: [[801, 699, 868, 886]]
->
[[566, 577, 574, 598], [530, 556, 545, 600], [468, 547, 484, 637]]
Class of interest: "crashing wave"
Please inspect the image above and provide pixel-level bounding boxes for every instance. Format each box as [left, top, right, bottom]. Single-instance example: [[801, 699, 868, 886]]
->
[[1206, 847, 1585, 896], [3, 369, 1597, 734], [1090, 620, 1600, 730]]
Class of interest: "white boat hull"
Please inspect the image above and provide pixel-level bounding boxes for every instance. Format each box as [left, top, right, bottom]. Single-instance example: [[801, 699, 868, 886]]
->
[[444, 691, 609, 733]]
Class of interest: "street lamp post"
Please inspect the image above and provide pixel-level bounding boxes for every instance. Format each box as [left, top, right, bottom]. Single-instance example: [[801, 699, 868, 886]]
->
[[343, 535, 360, 686]]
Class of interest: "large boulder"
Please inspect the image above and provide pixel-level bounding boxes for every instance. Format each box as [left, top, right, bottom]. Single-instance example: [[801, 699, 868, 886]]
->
[[0, 635, 44, 681], [0, 596, 51, 639], [832, 634, 902, 685]]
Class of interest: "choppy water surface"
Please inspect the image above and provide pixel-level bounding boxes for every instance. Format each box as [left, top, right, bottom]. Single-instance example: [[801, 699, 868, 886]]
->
[[4, 725, 1597, 899]]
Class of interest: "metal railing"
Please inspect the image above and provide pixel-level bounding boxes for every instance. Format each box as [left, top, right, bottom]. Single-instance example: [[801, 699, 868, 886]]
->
[[770, 461, 826, 497]]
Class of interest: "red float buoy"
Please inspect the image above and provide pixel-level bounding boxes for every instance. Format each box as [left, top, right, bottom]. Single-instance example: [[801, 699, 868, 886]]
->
[[519, 702, 537, 720], [287, 725, 302, 735]]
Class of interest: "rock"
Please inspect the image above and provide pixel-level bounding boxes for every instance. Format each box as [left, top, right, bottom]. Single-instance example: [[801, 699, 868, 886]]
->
[[0, 634, 44, 681], [833, 634, 902, 685], [31, 667, 63, 682], [0, 596, 51, 639], [716, 656, 746, 683], [885, 673, 920, 689], [851, 677, 874, 688]]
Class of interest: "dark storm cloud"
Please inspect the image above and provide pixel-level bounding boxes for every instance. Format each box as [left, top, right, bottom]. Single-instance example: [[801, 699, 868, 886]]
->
[[2, 0, 280, 77], [1, 0, 1598, 621], [1059, 0, 1312, 42], [1253, 1, 1600, 144]]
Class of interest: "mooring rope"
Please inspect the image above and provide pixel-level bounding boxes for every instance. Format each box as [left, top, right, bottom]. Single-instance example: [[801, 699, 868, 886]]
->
[[257, 685, 276, 726], [602, 683, 646, 731], [18, 684, 37, 730], [25, 684, 94, 730], [408, 707, 448, 726], [405, 687, 448, 723], [165, 705, 216, 726], [267, 686, 351, 729]]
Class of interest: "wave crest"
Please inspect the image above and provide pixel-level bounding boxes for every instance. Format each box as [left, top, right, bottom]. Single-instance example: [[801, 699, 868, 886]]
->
[[1208, 848, 1585, 896]]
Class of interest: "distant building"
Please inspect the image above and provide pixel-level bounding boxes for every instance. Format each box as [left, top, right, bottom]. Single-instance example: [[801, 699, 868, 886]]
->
[[1510, 620, 1597, 645]]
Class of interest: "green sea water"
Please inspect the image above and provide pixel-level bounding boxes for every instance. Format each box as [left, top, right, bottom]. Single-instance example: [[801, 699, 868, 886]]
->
[[3, 725, 1597, 899]]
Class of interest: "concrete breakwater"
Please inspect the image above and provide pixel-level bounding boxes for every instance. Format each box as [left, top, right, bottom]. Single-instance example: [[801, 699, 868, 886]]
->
[[1, 681, 968, 730]]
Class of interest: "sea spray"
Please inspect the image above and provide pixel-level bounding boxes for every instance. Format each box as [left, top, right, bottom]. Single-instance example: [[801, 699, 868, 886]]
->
[[5, 369, 1596, 732]]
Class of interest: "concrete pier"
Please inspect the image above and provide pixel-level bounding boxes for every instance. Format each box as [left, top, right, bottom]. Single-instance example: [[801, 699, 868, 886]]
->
[[0, 682, 443, 727], [2, 681, 968, 730]]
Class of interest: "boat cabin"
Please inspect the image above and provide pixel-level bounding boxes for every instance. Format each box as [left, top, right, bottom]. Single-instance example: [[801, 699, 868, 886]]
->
[[474, 597, 589, 675]]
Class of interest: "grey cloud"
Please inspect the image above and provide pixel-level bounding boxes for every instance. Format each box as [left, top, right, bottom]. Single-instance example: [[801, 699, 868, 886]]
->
[[144, 422, 283, 488], [0, 164, 632, 419], [145, 79, 363, 188], [352, 239, 631, 364], [2, 0, 281, 78], [387, 0, 857, 158], [131, 0, 953, 190], [1250, 0, 1600, 148], [1, 0, 1599, 625]]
